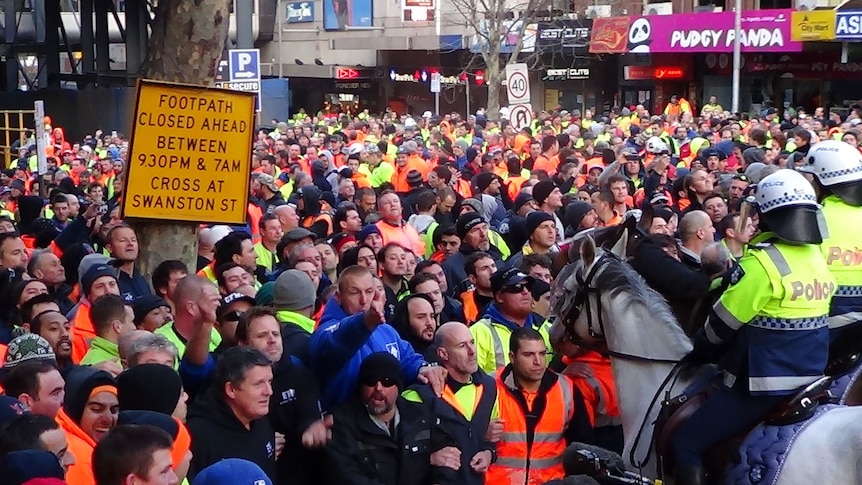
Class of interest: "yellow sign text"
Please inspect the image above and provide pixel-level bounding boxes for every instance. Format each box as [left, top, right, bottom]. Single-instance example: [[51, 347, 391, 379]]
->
[[123, 80, 255, 224]]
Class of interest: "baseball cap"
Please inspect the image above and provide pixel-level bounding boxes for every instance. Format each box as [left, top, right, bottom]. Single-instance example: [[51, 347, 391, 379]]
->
[[490, 267, 534, 294], [192, 458, 273, 485], [282, 227, 315, 242]]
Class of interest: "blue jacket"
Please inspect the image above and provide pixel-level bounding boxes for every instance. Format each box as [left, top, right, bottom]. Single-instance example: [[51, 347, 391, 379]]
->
[[311, 298, 427, 410]]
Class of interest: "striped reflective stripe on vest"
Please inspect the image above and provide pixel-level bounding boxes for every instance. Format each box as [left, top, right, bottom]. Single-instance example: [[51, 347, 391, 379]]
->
[[488, 323, 507, 370]]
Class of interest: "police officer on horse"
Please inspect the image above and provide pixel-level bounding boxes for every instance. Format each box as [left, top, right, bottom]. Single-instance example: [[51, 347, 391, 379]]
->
[[672, 169, 836, 485]]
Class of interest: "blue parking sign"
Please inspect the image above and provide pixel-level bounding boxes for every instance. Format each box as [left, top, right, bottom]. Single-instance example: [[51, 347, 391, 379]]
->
[[229, 49, 260, 81]]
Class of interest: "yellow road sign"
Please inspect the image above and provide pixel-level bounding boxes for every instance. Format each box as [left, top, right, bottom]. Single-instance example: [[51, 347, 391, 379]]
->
[[791, 11, 836, 42], [122, 79, 255, 224]]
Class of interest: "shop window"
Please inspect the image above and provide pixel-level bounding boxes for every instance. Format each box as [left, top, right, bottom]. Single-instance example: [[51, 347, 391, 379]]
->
[[757, 0, 791, 9], [693, 0, 726, 11]]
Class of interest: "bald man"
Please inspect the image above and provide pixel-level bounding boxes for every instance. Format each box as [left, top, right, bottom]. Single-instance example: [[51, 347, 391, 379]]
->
[[273, 204, 300, 232], [678, 210, 716, 270], [403, 322, 499, 485]]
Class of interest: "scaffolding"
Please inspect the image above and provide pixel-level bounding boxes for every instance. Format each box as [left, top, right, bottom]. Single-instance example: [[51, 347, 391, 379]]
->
[[0, 109, 35, 168]]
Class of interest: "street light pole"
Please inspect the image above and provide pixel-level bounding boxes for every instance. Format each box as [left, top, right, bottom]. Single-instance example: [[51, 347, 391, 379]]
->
[[277, 1, 284, 78], [434, 0, 441, 114], [731, 0, 741, 114]]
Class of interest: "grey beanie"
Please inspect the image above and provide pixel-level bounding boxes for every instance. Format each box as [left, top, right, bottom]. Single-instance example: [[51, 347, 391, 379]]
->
[[273, 270, 317, 310], [77, 253, 110, 288]]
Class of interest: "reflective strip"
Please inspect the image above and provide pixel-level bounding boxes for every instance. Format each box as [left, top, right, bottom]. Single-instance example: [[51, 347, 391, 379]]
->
[[704, 322, 724, 345], [497, 454, 563, 469], [713, 301, 745, 330], [488, 325, 507, 370], [749, 316, 828, 331], [828, 311, 862, 329], [559, 377, 573, 422], [501, 431, 527, 441], [723, 372, 737, 388], [763, 245, 792, 277], [582, 374, 607, 417], [835, 286, 862, 297], [495, 456, 528, 468], [528, 455, 563, 469], [749, 375, 820, 392], [500, 431, 564, 442]]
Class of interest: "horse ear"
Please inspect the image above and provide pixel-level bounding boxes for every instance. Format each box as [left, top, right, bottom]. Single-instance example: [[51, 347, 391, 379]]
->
[[581, 235, 596, 267]]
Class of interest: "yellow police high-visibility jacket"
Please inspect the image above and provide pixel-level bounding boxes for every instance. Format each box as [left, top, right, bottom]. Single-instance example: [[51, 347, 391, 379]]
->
[[704, 233, 834, 396], [819, 195, 862, 336]]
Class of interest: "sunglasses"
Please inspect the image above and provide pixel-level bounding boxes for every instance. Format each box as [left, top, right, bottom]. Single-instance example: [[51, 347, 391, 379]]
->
[[223, 310, 244, 322], [502, 282, 530, 294], [361, 377, 398, 388], [732, 174, 750, 182]]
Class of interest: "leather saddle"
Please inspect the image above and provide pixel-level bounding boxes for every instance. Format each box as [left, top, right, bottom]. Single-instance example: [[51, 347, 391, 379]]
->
[[654, 375, 833, 478]]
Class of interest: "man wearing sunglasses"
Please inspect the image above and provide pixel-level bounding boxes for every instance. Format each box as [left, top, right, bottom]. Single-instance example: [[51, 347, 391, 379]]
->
[[325, 352, 457, 484], [470, 268, 555, 374]]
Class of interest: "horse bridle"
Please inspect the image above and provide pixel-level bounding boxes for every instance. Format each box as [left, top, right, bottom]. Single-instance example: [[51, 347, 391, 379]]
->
[[562, 251, 681, 366], [561, 250, 686, 475]]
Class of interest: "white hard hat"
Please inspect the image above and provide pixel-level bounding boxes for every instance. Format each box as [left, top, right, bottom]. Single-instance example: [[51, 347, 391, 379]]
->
[[404, 117, 417, 128], [422, 111, 433, 119], [755, 169, 818, 213], [798, 140, 862, 187], [645, 136, 668, 154]]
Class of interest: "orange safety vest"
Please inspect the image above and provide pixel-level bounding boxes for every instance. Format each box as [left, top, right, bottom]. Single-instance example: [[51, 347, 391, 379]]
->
[[507, 176, 528, 201], [303, 213, 334, 237], [460, 290, 480, 325], [487, 370, 575, 485], [455, 179, 473, 199], [563, 351, 620, 427], [393, 160, 428, 193], [196, 262, 217, 284], [248, 203, 263, 242], [70, 302, 94, 364], [374, 220, 426, 257], [57, 408, 97, 485], [533, 155, 559, 175]]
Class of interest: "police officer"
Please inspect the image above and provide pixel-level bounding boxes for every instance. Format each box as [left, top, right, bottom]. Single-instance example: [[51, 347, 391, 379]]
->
[[673, 169, 835, 485], [798, 140, 862, 357]]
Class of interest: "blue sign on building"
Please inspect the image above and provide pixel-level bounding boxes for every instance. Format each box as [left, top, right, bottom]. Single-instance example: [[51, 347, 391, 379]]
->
[[836, 11, 862, 41], [286, 2, 315, 23]]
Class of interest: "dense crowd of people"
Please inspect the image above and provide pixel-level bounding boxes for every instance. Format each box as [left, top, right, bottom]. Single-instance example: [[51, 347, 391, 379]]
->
[[0, 100, 860, 485]]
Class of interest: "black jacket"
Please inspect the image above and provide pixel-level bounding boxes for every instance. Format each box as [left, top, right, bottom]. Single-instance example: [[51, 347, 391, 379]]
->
[[186, 387, 277, 481], [270, 359, 326, 485], [324, 395, 454, 485], [629, 236, 711, 330], [441, 244, 506, 297], [412, 373, 497, 485]]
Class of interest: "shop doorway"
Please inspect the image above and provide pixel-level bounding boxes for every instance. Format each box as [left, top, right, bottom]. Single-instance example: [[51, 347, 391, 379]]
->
[[621, 88, 652, 112]]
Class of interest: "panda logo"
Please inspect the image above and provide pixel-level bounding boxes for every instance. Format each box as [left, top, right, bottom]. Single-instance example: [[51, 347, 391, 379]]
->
[[628, 17, 652, 53]]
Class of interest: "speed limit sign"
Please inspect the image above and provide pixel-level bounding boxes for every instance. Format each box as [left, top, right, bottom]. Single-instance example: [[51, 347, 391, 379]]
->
[[505, 63, 530, 105]]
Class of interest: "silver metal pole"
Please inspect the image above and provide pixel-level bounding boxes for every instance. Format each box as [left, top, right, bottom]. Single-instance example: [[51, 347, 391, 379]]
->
[[236, 0, 254, 49], [731, 0, 741, 114], [278, 0, 283, 78]]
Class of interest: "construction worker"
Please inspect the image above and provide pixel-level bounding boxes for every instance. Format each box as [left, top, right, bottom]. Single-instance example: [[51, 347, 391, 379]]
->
[[486, 327, 592, 485], [797, 141, 862, 356], [674, 169, 834, 484], [471, 268, 554, 374], [403, 322, 499, 485]]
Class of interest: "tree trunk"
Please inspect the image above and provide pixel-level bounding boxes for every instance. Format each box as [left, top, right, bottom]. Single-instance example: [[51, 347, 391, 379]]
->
[[485, 54, 502, 120], [131, 0, 231, 279]]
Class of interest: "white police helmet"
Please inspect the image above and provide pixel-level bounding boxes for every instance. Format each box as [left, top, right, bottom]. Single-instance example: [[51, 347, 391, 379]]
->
[[755, 169, 818, 213], [797, 140, 862, 206], [645, 136, 668, 154], [755, 169, 825, 244]]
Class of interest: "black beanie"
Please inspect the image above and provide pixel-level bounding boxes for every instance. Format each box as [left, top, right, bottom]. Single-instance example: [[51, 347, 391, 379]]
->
[[466, 147, 479, 164], [117, 363, 183, 416], [532, 180, 557, 205], [62, 366, 116, 424], [474, 172, 496, 193], [565, 201, 594, 232], [526, 211, 554, 236], [358, 352, 404, 390], [456, 212, 484, 239]]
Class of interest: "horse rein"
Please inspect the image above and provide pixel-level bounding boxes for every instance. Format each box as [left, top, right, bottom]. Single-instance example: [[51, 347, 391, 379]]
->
[[563, 252, 680, 365], [560, 250, 687, 475]]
